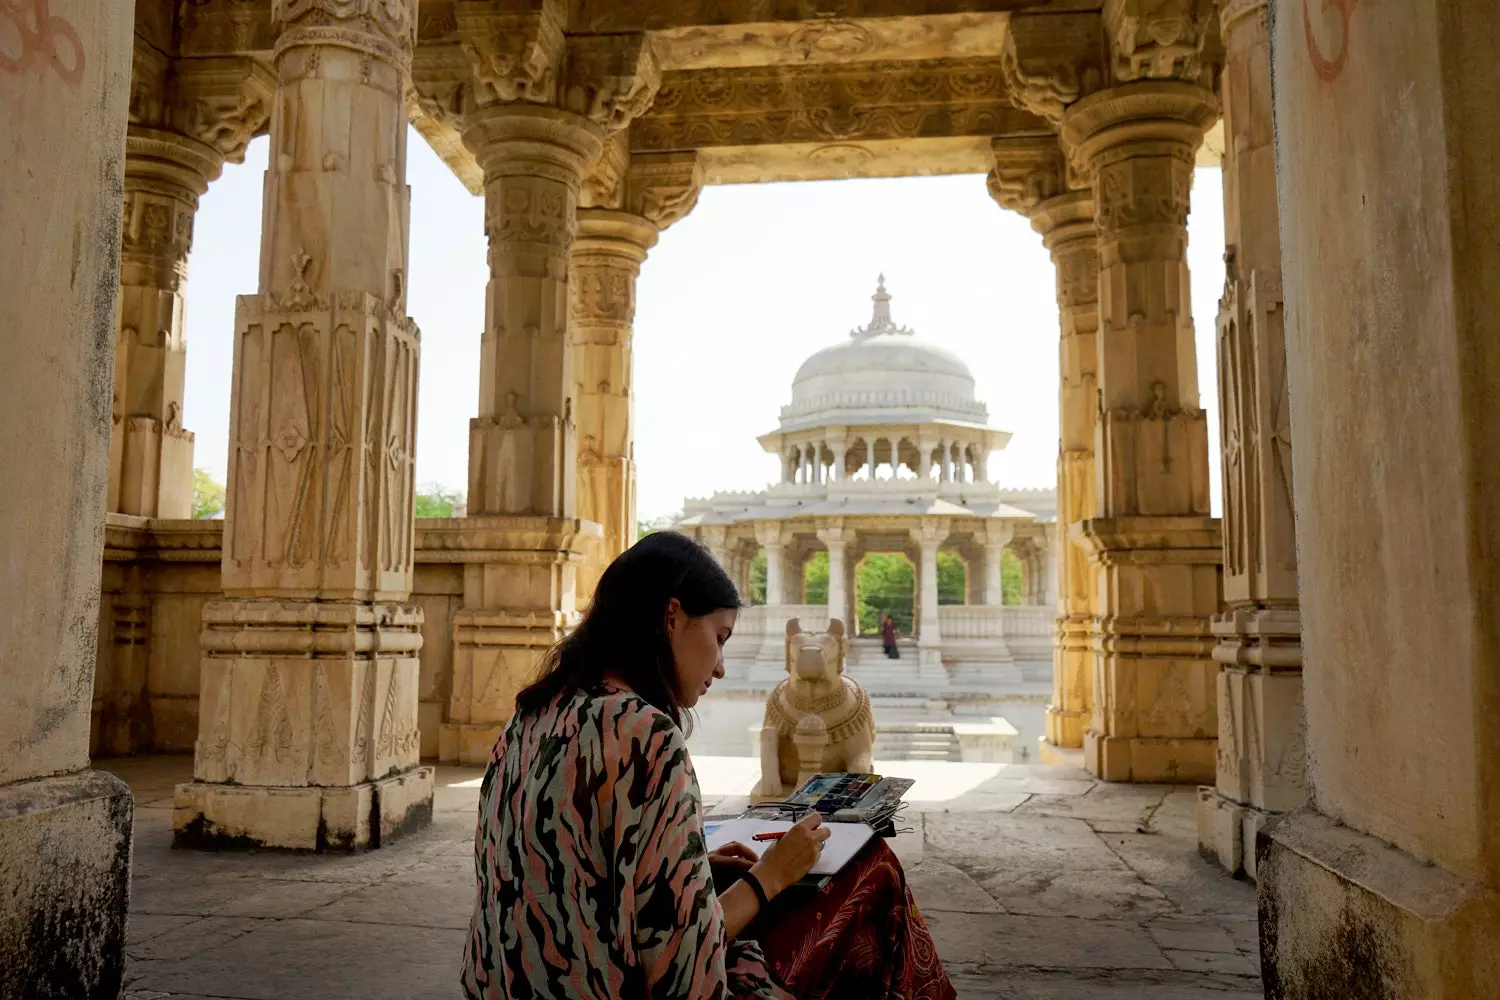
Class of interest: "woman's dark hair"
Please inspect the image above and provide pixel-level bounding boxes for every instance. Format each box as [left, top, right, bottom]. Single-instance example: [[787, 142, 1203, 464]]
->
[[515, 530, 741, 730]]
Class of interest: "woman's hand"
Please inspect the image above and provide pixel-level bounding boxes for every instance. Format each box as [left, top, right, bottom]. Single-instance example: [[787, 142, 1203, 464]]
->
[[709, 841, 759, 874], [750, 813, 831, 898]]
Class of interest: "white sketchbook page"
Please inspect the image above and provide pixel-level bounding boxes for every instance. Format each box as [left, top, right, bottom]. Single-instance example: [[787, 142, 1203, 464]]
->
[[702, 818, 875, 877]]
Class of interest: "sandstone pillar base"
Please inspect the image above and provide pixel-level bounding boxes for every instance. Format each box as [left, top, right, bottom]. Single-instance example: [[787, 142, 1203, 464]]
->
[[1045, 705, 1088, 748], [174, 766, 434, 852], [178, 600, 432, 852], [1036, 737, 1083, 768], [0, 770, 133, 999], [426, 516, 596, 765], [1074, 516, 1222, 784], [1196, 786, 1277, 880], [1260, 807, 1500, 999], [1085, 731, 1217, 784]]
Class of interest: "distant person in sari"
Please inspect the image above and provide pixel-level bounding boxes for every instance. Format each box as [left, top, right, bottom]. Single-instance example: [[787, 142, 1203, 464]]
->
[[881, 613, 901, 659], [462, 531, 954, 1000]]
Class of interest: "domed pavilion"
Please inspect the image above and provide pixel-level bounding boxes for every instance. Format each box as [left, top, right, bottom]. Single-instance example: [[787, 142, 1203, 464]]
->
[[675, 278, 1056, 694]]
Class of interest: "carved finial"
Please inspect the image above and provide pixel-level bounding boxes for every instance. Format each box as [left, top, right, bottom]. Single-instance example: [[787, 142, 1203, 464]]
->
[[852, 274, 910, 340]]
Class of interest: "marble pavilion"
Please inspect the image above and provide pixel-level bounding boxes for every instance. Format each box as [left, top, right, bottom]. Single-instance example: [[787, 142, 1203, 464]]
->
[[674, 277, 1058, 691]]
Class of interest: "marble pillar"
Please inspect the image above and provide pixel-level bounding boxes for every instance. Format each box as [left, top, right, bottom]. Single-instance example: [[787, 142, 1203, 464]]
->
[[983, 523, 1014, 607], [758, 526, 786, 608], [911, 519, 948, 683], [112, 129, 220, 518], [819, 524, 851, 628], [1062, 82, 1223, 783], [1258, 0, 1500, 991], [174, 0, 434, 850], [1195, 0, 1304, 880], [0, 2, 136, 988]]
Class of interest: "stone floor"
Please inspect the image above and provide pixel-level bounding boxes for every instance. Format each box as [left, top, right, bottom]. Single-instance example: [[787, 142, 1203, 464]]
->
[[101, 755, 1264, 1000]]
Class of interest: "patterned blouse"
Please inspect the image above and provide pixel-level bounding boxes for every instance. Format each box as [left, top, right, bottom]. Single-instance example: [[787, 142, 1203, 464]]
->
[[462, 684, 793, 1000]]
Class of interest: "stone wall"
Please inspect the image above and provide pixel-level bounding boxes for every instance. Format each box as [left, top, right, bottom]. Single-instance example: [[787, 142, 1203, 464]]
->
[[93, 520, 471, 761]]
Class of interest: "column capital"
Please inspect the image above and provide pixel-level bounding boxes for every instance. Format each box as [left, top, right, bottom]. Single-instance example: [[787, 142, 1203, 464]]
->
[[1102, 0, 1217, 86], [984, 521, 1016, 549], [816, 522, 852, 549], [463, 103, 605, 183], [1219, 0, 1269, 38], [755, 522, 785, 549], [130, 53, 275, 167], [911, 518, 949, 549], [458, 2, 661, 134], [986, 136, 1067, 219], [1030, 189, 1096, 249], [274, 0, 418, 67], [574, 209, 659, 261], [1061, 81, 1219, 176], [999, 11, 1104, 126]]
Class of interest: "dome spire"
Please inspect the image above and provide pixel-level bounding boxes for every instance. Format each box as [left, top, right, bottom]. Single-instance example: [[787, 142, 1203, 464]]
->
[[852, 273, 911, 339]]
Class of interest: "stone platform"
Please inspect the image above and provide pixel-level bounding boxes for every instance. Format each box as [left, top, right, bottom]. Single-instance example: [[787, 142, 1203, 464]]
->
[[103, 755, 1263, 1000]]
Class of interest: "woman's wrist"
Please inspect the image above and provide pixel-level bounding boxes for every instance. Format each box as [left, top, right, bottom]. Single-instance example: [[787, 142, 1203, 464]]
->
[[747, 862, 782, 901]]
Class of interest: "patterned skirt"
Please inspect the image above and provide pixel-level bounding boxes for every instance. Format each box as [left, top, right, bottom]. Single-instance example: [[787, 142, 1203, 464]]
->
[[734, 841, 955, 1000]]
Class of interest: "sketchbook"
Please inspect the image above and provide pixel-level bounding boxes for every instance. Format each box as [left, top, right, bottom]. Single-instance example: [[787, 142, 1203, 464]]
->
[[702, 818, 876, 877]]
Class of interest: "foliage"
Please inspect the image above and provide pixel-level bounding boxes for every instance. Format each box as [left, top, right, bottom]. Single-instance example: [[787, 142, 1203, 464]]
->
[[936, 550, 967, 605], [414, 483, 464, 519], [1002, 548, 1026, 605], [802, 550, 829, 604], [747, 549, 767, 605], [192, 468, 225, 520], [853, 553, 914, 636]]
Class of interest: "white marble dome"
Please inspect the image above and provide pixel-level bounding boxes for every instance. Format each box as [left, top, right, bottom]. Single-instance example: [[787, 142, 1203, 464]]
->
[[779, 277, 989, 432]]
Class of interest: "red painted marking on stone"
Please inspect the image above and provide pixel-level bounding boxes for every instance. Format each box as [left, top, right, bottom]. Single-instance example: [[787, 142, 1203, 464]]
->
[[0, 0, 86, 86], [1304, 0, 1359, 82]]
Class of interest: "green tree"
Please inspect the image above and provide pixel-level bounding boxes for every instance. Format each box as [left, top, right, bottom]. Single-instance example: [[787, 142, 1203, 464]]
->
[[802, 550, 829, 604], [1002, 548, 1025, 605], [854, 553, 914, 636], [414, 483, 464, 519], [192, 468, 225, 520], [747, 549, 767, 605], [936, 550, 967, 605]]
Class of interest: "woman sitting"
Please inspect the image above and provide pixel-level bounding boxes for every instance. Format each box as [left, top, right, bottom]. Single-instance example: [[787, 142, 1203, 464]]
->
[[461, 531, 955, 1000]]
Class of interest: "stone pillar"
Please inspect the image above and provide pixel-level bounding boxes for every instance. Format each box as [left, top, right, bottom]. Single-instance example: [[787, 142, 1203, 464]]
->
[[1, 3, 136, 990], [112, 130, 219, 518], [918, 437, 934, 480], [831, 442, 847, 481], [819, 524, 851, 627], [174, 0, 434, 850], [911, 519, 948, 684], [436, 14, 660, 763], [1016, 172, 1100, 750], [571, 209, 654, 603], [983, 523, 1014, 607], [1061, 78, 1222, 783], [1194, 0, 1304, 880], [758, 525, 786, 608], [1257, 0, 1500, 991], [864, 439, 876, 480]]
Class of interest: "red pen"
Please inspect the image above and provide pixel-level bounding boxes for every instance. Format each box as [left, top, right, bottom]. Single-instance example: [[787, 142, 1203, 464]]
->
[[751, 832, 786, 842]]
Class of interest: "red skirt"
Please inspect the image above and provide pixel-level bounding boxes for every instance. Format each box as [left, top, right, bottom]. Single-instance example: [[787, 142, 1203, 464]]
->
[[743, 841, 955, 1000]]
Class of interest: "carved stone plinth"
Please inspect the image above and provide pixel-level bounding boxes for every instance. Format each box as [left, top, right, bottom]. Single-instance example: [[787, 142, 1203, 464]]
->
[[1074, 517, 1221, 783], [424, 516, 598, 765], [175, 601, 432, 850]]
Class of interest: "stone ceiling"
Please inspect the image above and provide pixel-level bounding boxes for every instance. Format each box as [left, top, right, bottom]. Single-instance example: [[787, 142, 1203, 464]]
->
[[148, 0, 1224, 196]]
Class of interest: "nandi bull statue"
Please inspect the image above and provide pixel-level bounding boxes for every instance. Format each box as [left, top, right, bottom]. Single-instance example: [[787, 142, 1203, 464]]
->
[[754, 617, 875, 801]]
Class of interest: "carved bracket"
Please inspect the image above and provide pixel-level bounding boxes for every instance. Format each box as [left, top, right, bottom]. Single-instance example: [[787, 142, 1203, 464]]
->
[[987, 136, 1066, 217], [562, 34, 662, 133], [1103, 0, 1216, 84], [457, 0, 566, 106]]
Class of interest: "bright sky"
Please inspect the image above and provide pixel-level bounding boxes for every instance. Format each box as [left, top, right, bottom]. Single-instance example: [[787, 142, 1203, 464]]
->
[[183, 128, 1226, 522]]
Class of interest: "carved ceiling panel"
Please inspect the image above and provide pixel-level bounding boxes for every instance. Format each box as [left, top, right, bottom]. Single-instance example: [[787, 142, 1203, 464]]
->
[[570, 0, 1052, 34]]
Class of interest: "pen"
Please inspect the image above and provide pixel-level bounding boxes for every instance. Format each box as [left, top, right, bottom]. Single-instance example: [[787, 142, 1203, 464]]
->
[[751, 832, 786, 842]]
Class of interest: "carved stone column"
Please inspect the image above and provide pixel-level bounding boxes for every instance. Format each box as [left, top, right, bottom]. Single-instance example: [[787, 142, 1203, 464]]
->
[[818, 523, 852, 628], [112, 59, 273, 517], [911, 518, 948, 684], [438, 11, 660, 764], [758, 523, 786, 608], [1061, 76, 1222, 783], [174, 0, 433, 851], [572, 147, 704, 601], [992, 136, 1102, 750], [983, 522, 1014, 607], [1195, 0, 1303, 879]]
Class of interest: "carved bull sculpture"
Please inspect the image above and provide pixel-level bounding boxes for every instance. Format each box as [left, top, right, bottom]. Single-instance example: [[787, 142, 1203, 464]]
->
[[755, 617, 875, 800]]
